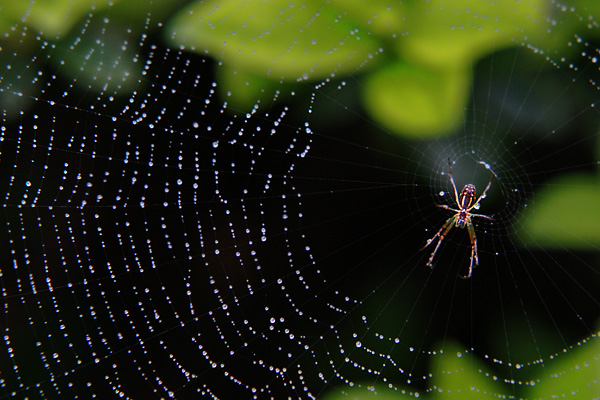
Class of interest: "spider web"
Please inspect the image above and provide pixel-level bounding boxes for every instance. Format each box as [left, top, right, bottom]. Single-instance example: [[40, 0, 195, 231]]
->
[[0, 1, 599, 399]]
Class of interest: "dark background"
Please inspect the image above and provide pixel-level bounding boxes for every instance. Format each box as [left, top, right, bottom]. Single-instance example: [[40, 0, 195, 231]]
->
[[1, 3, 599, 399]]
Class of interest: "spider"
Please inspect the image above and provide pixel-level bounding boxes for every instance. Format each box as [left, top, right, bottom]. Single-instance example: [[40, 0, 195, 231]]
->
[[422, 159, 496, 278]]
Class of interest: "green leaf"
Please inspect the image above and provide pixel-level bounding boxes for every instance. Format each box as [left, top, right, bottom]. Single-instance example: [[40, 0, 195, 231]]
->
[[362, 61, 469, 138], [328, 0, 407, 38], [524, 331, 600, 399], [517, 174, 600, 249], [430, 341, 504, 399], [0, 0, 114, 39], [165, 0, 381, 80], [400, 0, 548, 70], [49, 18, 143, 95], [217, 64, 287, 110]]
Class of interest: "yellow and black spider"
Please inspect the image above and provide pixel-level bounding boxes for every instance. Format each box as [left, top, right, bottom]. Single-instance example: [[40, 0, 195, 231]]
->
[[422, 159, 495, 278]]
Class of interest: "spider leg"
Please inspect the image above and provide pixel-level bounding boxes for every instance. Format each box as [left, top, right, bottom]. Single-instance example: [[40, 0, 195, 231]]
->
[[469, 212, 493, 220], [437, 204, 460, 213], [459, 221, 479, 279], [447, 158, 460, 208], [468, 169, 496, 212], [422, 216, 457, 268]]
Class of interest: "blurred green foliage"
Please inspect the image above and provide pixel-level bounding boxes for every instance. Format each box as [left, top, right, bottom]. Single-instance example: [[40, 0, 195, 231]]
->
[[0, 0, 178, 100], [0, 0, 174, 39], [166, 0, 552, 138], [164, 0, 382, 111], [363, 62, 469, 135], [165, 1, 381, 78], [2, 0, 594, 139], [428, 341, 505, 399], [322, 336, 600, 399], [0, 0, 113, 39], [518, 173, 600, 249], [525, 332, 600, 398], [429, 337, 600, 399]]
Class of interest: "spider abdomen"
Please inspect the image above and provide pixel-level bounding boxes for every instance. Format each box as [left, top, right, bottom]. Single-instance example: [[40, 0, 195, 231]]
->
[[459, 184, 476, 209]]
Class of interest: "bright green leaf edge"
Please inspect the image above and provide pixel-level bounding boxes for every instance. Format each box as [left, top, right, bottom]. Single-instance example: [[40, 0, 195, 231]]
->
[[516, 173, 600, 250], [0, 0, 114, 40], [400, 0, 548, 70], [217, 65, 286, 111], [525, 329, 600, 399], [429, 341, 504, 399], [164, 0, 381, 80], [363, 62, 470, 138]]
